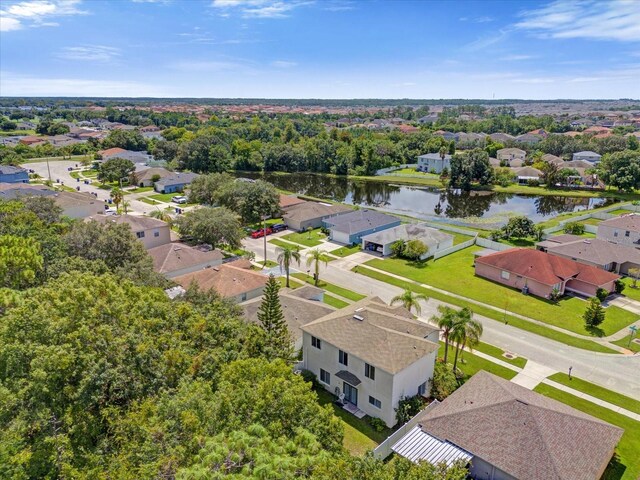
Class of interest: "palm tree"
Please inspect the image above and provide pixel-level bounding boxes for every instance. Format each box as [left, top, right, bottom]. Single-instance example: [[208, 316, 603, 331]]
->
[[121, 200, 131, 214], [305, 249, 330, 286], [149, 208, 172, 224], [277, 245, 301, 288], [431, 305, 459, 363], [110, 187, 123, 213], [439, 146, 447, 160], [450, 308, 483, 373], [390, 288, 428, 316]]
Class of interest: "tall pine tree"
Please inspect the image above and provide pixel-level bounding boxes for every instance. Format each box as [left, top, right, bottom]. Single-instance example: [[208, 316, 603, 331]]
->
[[583, 297, 606, 328], [257, 274, 293, 361]]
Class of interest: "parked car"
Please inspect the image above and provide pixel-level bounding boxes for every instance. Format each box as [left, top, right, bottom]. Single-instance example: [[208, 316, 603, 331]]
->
[[171, 195, 188, 204], [104, 208, 117, 216], [251, 227, 273, 239], [271, 223, 287, 232]]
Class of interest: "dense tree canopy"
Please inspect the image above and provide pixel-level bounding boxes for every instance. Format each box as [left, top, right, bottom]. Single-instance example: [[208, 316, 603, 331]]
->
[[175, 206, 245, 249]]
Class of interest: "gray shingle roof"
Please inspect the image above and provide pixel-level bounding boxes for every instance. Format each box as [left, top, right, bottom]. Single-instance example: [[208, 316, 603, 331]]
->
[[361, 223, 453, 247], [301, 297, 438, 374], [283, 202, 352, 224], [0, 165, 28, 175], [542, 237, 640, 267], [87, 214, 169, 231], [417, 371, 623, 480], [154, 172, 199, 187], [324, 209, 400, 235], [148, 242, 224, 274], [600, 213, 640, 232]]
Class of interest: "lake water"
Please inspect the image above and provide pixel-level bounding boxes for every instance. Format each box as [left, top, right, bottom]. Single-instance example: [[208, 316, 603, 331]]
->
[[237, 172, 614, 228]]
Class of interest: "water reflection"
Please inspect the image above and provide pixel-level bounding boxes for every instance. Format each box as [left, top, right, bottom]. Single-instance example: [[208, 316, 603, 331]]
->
[[236, 172, 613, 225]]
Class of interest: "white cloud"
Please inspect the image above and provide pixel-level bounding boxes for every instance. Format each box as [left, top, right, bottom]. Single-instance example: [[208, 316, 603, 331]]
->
[[459, 15, 494, 23], [211, 0, 312, 18], [57, 45, 121, 62], [0, 71, 170, 97], [464, 29, 510, 51], [271, 60, 297, 68], [168, 60, 247, 72], [516, 0, 640, 42], [500, 54, 535, 61], [0, 0, 86, 31]]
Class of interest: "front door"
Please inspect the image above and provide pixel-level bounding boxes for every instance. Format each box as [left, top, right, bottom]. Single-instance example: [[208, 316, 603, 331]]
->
[[343, 382, 358, 406]]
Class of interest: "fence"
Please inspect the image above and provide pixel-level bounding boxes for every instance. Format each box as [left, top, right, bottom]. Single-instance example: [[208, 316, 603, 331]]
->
[[433, 236, 476, 260], [372, 400, 440, 460], [475, 236, 512, 251]]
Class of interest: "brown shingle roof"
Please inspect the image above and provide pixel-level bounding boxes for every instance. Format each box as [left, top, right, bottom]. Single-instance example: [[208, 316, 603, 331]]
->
[[283, 202, 352, 224], [476, 248, 619, 287], [173, 259, 268, 298], [600, 213, 640, 232], [301, 297, 438, 374], [279, 194, 307, 209], [148, 242, 224, 274], [98, 147, 127, 157], [417, 371, 622, 480], [86, 214, 169, 231], [543, 237, 640, 267]]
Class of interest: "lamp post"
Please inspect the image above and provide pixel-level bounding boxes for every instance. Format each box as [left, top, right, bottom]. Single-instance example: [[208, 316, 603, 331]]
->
[[261, 214, 269, 269]]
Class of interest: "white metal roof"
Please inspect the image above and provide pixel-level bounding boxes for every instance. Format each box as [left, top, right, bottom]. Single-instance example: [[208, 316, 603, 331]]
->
[[391, 425, 473, 466]]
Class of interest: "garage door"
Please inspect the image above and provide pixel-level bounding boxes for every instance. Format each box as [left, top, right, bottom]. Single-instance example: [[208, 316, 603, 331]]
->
[[331, 230, 351, 244]]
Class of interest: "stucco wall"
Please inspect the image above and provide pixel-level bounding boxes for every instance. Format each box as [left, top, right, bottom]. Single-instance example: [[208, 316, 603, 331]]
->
[[137, 226, 172, 250], [474, 263, 557, 298], [470, 456, 517, 480], [597, 225, 640, 247]]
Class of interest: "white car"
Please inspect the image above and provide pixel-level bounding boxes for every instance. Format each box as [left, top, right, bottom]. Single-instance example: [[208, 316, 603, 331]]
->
[[171, 196, 188, 204], [104, 208, 118, 216]]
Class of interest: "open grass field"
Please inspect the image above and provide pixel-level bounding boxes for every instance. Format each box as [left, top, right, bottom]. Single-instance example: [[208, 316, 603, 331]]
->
[[364, 246, 636, 337], [291, 273, 366, 301], [281, 228, 327, 247], [546, 373, 640, 415], [353, 265, 617, 353], [534, 384, 640, 480]]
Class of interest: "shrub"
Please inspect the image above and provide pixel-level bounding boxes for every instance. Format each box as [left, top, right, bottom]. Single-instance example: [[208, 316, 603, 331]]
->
[[390, 239, 406, 257], [395, 395, 426, 426], [299, 369, 320, 389], [526, 179, 540, 187], [548, 287, 562, 303], [595, 288, 608, 302], [431, 361, 458, 401], [584, 297, 606, 327], [614, 279, 625, 294], [489, 229, 504, 241], [368, 417, 387, 432], [563, 221, 585, 235]]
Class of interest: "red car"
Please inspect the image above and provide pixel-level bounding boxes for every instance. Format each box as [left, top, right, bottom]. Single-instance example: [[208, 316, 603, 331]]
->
[[251, 227, 273, 239]]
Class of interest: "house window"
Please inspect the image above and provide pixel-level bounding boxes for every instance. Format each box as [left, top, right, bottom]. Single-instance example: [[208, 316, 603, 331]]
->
[[365, 363, 375, 380], [501, 270, 510, 280], [418, 381, 428, 395], [368, 396, 382, 409], [626, 231, 630, 237], [339, 350, 348, 366], [136, 231, 145, 239], [320, 369, 330, 385], [614, 231, 618, 237], [240, 292, 247, 302], [153, 229, 160, 237], [311, 336, 321, 350]]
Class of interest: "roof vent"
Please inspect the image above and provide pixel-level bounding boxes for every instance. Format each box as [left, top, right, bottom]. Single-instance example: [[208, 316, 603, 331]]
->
[[353, 314, 364, 321], [355, 307, 365, 312]]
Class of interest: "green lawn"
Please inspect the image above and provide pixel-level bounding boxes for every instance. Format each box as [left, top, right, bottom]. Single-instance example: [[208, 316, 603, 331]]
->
[[578, 217, 603, 226], [364, 247, 637, 337], [450, 232, 476, 245], [246, 217, 284, 231], [140, 197, 162, 206], [148, 193, 196, 204], [607, 209, 635, 216], [472, 341, 528, 368], [315, 388, 390, 455], [329, 244, 361, 257], [323, 294, 350, 308], [534, 384, 640, 480], [437, 343, 517, 381], [620, 278, 640, 301], [353, 265, 617, 353], [291, 273, 366, 302], [546, 373, 640, 415], [538, 203, 631, 229], [612, 334, 640, 353], [269, 238, 296, 249], [278, 277, 303, 289], [256, 260, 278, 268], [126, 186, 154, 194], [281, 228, 327, 247]]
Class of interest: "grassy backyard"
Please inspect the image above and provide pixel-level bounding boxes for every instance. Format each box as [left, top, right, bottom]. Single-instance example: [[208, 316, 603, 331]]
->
[[363, 246, 637, 337], [291, 273, 366, 301], [546, 373, 640, 415], [534, 384, 640, 480], [281, 228, 327, 247], [352, 265, 617, 353]]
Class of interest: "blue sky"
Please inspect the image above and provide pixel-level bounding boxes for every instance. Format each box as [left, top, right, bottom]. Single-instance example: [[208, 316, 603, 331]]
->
[[1, 0, 639, 99]]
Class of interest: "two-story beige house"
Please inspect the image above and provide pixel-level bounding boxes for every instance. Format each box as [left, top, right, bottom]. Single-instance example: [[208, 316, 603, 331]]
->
[[496, 148, 526, 166], [87, 214, 172, 249], [301, 298, 439, 428], [597, 214, 640, 248]]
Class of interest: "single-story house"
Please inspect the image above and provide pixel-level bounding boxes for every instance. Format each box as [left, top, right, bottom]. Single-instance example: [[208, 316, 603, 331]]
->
[[0, 183, 103, 218], [279, 194, 307, 210], [417, 153, 451, 173], [0, 165, 29, 184], [541, 153, 564, 165], [148, 242, 224, 278], [391, 371, 622, 480], [173, 259, 268, 302], [131, 167, 173, 187], [301, 297, 439, 427], [537, 235, 640, 274], [514, 133, 543, 144], [572, 150, 602, 163], [512, 166, 542, 184], [597, 214, 640, 247], [282, 202, 352, 231], [242, 285, 334, 350], [323, 209, 401, 245], [496, 148, 526, 165], [488, 133, 515, 143], [474, 248, 620, 298], [87, 214, 172, 249], [361, 223, 454, 259], [153, 172, 200, 194]]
